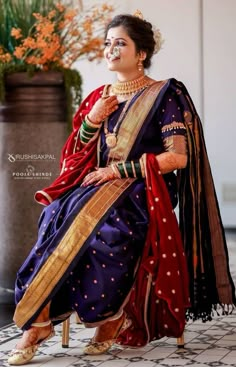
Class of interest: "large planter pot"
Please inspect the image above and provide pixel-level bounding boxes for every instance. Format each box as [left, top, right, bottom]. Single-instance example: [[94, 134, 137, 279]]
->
[[0, 71, 67, 122], [0, 71, 69, 298]]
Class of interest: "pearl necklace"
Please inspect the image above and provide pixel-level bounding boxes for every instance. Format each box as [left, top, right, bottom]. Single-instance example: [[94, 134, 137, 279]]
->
[[111, 75, 151, 96]]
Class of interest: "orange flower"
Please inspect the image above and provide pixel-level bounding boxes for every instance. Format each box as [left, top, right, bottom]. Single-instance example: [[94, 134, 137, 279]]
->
[[55, 3, 65, 12], [48, 10, 56, 19], [64, 9, 77, 21], [22, 37, 37, 49], [5, 2, 113, 69], [102, 4, 113, 12], [32, 13, 44, 21], [0, 51, 12, 63], [11, 28, 22, 40], [36, 22, 55, 37], [26, 55, 41, 65], [82, 19, 92, 35], [13, 46, 26, 59], [58, 20, 66, 30]]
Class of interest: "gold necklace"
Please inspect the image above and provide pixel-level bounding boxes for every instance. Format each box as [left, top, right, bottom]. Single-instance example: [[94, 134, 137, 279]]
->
[[104, 98, 133, 148], [111, 75, 151, 96]]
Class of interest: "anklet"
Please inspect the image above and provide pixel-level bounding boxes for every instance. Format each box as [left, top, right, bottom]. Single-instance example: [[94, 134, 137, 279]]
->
[[31, 320, 51, 327]]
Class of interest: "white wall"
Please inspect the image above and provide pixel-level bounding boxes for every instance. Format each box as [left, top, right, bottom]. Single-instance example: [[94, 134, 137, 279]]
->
[[74, 0, 236, 226], [203, 0, 236, 227], [127, 0, 202, 115]]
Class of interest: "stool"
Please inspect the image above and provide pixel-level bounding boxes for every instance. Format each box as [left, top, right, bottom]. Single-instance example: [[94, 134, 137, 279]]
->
[[62, 318, 70, 348], [61, 317, 185, 348]]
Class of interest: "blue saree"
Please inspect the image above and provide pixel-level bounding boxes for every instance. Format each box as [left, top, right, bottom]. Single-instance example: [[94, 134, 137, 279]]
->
[[13, 79, 235, 346]]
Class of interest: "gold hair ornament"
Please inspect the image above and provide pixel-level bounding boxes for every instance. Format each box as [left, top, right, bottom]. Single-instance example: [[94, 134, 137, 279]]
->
[[133, 9, 164, 54], [133, 9, 144, 19]]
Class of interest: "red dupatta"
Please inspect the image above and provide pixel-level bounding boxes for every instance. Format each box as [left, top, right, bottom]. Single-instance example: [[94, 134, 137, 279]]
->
[[35, 86, 105, 205], [118, 154, 190, 346]]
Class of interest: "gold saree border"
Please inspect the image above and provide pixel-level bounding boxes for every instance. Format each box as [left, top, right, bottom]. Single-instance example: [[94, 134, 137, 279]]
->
[[14, 178, 135, 328], [108, 80, 168, 162]]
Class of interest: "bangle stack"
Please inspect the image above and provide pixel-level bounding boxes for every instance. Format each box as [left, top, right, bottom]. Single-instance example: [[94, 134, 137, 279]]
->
[[114, 159, 145, 178], [80, 115, 102, 144]]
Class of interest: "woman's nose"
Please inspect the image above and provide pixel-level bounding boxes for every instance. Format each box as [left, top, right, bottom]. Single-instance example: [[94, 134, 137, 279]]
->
[[108, 44, 115, 54]]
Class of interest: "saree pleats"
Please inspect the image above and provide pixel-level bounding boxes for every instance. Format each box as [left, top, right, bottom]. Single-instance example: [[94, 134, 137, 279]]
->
[[14, 178, 136, 329]]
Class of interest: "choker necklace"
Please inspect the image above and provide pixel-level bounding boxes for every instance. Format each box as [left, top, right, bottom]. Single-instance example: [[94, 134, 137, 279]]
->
[[111, 75, 151, 96]]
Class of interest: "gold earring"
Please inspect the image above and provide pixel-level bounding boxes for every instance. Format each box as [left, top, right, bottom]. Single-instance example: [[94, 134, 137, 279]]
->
[[138, 59, 143, 72]]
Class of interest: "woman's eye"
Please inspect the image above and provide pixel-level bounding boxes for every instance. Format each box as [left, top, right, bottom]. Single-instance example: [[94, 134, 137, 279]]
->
[[104, 41, 126, 48], [117, 41, 126, 47]]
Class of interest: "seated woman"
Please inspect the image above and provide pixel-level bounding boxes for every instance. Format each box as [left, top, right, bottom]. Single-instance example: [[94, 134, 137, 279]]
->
[[8, 11, 235, 366]]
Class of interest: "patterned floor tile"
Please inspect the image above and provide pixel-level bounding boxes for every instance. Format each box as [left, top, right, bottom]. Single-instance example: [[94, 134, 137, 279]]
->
[[0, 231, 236, 366]]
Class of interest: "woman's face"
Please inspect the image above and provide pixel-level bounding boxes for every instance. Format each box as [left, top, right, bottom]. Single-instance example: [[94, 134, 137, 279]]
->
[[104, 25, 141, 74]]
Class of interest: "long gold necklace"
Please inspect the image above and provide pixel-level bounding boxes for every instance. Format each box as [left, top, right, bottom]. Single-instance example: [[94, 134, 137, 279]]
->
[[104, 97, 133, 148], [111, 75, 151, 96]]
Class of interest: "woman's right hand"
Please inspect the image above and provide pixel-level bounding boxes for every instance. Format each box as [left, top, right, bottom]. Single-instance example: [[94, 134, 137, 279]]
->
[[88, 96, 118, 124]]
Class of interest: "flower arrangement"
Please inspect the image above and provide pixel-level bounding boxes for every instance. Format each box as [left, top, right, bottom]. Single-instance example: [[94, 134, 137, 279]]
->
[[0, 0, 113, 124]]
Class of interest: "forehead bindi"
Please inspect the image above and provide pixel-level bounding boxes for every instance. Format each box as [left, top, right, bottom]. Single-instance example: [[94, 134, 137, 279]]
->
[[107, 37, 126, 43], [106, 26, 129, 40]]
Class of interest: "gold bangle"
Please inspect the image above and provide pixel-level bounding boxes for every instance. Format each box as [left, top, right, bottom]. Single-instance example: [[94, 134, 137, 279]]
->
[[130, 161, 137, 178], [139, 156, 146, 178], [85, 114, 102, 128], [111, 164, 121, 178], [122, 162, 129, 178]]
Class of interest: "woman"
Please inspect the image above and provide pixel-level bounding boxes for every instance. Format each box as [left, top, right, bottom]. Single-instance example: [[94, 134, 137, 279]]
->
[[8, 12, 235, 365]]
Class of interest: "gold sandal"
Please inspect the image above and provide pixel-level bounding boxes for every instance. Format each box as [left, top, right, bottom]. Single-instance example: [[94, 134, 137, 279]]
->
[[84, 315, 131, 355], [8, 320, 55, 365]]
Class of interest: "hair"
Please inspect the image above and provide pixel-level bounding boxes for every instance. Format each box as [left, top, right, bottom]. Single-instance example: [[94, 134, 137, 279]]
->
[[105, 14, 155, 69]]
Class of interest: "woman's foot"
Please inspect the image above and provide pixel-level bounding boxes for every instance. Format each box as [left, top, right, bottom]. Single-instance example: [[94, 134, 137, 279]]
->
[[84, 312, 130, 355], [8, 321, 54, 365], [15, 323, 52, 350]]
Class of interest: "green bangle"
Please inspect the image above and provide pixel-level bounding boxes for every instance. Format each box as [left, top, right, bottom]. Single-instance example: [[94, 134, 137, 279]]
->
[[82, 120, 98, 133], [125, 161, 133, 176], [80, 131, 90, 143], [117, 163, 126, 178], [116, 160, 143, 178], [81, 128, 96, 138], [134, 160, 142, 178]]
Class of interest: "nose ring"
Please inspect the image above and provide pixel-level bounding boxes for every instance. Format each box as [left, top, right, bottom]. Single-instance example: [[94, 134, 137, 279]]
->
[[110, 46, 120, 60]]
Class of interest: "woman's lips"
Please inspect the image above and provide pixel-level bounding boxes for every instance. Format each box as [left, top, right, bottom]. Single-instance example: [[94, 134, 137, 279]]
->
[[109, 56, 120, 61]]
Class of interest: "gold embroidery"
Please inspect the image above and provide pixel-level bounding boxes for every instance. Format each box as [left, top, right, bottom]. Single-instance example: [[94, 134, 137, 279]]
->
[[161, 121, 187, 154], [161, 121, 186, 133], [163, 135, 187, 155]]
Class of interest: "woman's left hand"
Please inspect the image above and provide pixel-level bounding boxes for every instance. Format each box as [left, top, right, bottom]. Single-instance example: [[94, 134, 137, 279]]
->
[[81, 167, 119, 187]]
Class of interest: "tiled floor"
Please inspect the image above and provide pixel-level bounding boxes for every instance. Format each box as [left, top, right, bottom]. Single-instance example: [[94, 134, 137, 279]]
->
[[1, 230, 236, 367]]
